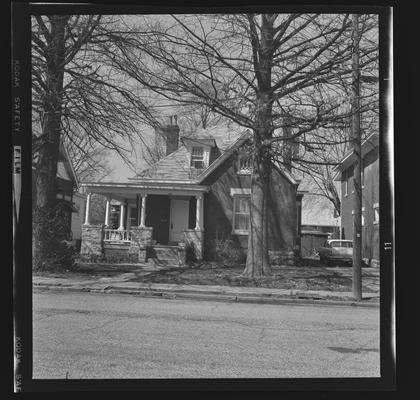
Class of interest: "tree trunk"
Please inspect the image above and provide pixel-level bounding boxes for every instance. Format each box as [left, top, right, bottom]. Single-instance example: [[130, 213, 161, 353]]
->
[[243, 139, 271, 277], [242, 15, 274, 277], [243, 94, 273, 277], [32, 16, 69, 269]]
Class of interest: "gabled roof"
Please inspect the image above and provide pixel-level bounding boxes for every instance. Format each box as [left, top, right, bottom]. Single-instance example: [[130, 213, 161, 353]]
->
[[181, 135, 217, 148], [333, 132, 379, 181], [57, 141, 79, 187], [130, 129, 250, 184], [195, 130, 252, 183], [133, 146, 196, 182], [33, 141, 78, 187], [130, 128, 299, 187]]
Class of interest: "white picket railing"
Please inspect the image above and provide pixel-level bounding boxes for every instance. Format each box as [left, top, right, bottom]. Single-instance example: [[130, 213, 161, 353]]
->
[[103, 229, 132, 242]]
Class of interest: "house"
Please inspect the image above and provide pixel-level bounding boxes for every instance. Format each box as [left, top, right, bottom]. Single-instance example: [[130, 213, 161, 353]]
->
[[300, 191, 341, 257], [32, 141, 79, 238], [80, 117, 304, 265], [70, 192, 86, 250], [334, 132, 379, 267]]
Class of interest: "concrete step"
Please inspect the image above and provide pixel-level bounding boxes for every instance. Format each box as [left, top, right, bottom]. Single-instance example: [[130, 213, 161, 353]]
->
[[146, 245, 182, 266]]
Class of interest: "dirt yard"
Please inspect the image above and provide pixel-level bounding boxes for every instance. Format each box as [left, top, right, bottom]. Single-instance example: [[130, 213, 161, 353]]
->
[[35, 260, 380, 293]]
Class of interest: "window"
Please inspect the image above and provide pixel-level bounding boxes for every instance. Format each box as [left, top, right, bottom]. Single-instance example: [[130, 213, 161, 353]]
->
[[233, 196, 250, 233], [373, 203, 379, 224], [191, 146, 204, 169]]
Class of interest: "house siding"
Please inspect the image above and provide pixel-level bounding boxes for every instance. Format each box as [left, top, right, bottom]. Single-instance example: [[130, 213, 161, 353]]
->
[[56, 177, 74, 197], [340, 146, 379, 262], [32, 171, 76, 239], [201, 154, 297, 259]]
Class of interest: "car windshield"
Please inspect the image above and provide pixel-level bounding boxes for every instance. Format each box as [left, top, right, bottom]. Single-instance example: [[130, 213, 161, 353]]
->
[[330, 241, 353, 248]]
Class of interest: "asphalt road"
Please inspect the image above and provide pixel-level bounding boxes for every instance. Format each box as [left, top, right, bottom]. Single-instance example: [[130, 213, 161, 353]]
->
[[33, 291, 380, 379]]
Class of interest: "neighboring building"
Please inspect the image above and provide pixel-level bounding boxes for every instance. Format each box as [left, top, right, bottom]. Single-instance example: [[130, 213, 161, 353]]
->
[[300, 192, 341, 257], [291, 175, 341, 257], [334, 132, 379, 266], [80, 117, 304, 265], [32, 141, 79, 238], [301, 196, 340, 236], [70, 192, 86, 250]]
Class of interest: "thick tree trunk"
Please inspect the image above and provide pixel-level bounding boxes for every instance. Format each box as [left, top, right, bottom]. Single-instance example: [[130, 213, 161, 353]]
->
[[243, 95, 273, 277], [243, 143, 271, 277], [242, 15, 275, 277], [32, 16, 69, 269]]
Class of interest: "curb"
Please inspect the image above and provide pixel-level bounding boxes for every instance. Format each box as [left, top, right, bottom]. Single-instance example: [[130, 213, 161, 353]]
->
[[33, 284, 380, 308]]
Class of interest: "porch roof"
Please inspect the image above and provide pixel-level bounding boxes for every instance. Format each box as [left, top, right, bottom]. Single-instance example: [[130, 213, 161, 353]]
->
[[81, 181, 209, 201]]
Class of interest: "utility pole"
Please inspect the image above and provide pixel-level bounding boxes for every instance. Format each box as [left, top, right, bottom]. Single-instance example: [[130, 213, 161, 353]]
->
[[351, 14, 362, 301]]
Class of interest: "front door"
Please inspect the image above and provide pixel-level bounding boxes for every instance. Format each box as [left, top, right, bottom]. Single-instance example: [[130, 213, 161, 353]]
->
[[169, 198, 190, 243], [146, 195, 170, 245]]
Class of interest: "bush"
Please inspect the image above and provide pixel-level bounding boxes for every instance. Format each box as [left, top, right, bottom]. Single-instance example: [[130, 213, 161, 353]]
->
[[185, 242, 197, 265], [207, 238, 246, 266], [32, 203, 77, 271]]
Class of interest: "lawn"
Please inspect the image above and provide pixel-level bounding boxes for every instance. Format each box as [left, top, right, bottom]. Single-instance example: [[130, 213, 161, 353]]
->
[[123, 262, 379, 293], [52, 260, 379, 294]]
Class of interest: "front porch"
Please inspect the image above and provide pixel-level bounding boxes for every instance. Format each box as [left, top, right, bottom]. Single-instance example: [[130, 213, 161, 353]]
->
[[80, 182, 208, 264]]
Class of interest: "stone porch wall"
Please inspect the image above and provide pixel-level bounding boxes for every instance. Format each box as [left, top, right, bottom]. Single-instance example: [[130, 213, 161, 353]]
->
[[80, 224, 103, 259], [130, 227, 153, 262], [81, 225, 154, 263], [103, 242, 131, 262], [182, 229, 204, 261]]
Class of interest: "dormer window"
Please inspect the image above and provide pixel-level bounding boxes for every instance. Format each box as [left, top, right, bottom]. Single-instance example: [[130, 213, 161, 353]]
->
[[191, 146, 205, 169]]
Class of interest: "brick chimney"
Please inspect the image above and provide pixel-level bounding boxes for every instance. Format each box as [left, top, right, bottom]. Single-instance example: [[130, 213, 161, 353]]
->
[[155, 115, 180, 156]]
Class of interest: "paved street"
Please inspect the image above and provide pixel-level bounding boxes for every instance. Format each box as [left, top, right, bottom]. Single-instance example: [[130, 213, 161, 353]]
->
[[33, 291, 380, 379]]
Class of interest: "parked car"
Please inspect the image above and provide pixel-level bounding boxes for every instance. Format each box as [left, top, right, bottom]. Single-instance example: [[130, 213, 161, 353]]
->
[[317, 239, 354, 265]]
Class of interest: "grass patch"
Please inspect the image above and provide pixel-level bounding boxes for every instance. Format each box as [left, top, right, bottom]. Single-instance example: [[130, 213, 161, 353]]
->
[[34, 260, 379, 293], [125, 262, 379, 293]]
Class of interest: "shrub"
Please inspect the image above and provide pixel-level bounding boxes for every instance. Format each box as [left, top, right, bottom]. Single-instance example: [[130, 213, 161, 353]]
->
[[207, 238, 246, 266], [185, 242, 197, 265], [32, 203, 77, 271]]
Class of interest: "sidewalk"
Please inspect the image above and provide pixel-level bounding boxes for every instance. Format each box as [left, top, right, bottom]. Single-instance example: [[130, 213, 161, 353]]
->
[[33, 267, 380, 308]]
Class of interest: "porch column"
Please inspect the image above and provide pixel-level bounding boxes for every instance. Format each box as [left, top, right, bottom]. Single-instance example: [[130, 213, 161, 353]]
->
[[136, 194, 141, 226], [140, 194, 147, 227], [195, 194, 203, 230], [104, 198, 110, 227], [84, 192, 91, 225], [118, 203, 125, 230], [125, 200, 130, 230]]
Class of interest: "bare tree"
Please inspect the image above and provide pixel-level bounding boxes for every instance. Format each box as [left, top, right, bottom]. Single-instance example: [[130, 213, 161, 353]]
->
[[31, 15, 157, 269], [99, 13, 378, 276], [65, 137, 114, 183]]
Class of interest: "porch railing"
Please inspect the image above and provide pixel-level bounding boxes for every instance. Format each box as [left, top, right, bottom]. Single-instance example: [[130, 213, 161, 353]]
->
[[103, 229, 132, 242]]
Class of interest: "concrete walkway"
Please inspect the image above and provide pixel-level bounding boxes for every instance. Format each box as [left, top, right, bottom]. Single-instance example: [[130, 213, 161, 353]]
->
[[33, 265, 379, 308]]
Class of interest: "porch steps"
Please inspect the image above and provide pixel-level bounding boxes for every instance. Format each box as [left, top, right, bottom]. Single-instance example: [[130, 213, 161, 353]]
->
[[147, 245, 182, 267]]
